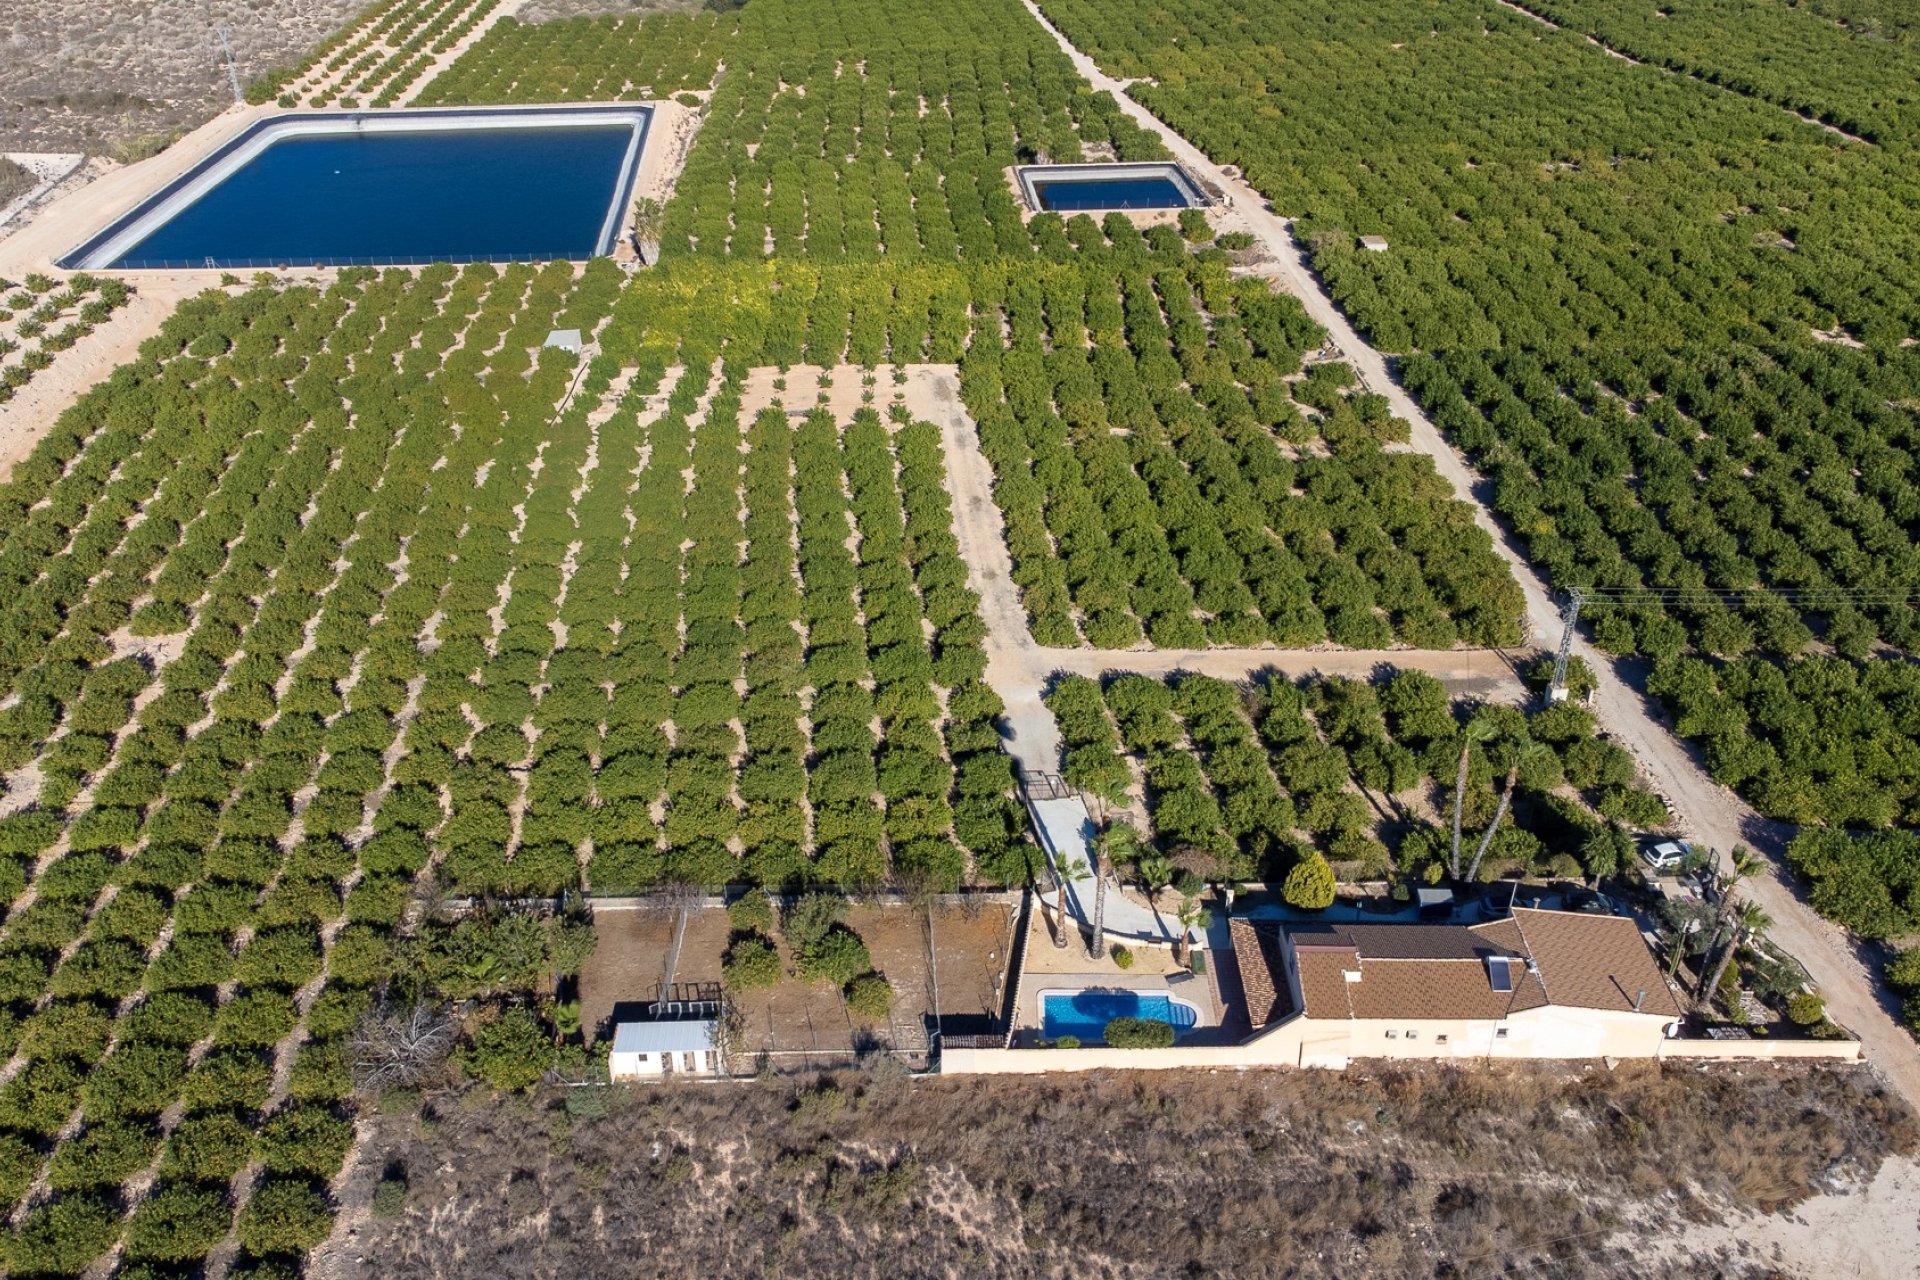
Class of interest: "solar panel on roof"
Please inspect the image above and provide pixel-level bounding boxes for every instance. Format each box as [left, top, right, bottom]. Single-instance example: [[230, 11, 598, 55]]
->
[[1488, 958, 1513, 992]]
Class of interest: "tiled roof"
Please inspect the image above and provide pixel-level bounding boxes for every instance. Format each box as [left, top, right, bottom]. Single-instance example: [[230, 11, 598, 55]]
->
[[1229, 919, 1291, 1028], [1267, 908, 1677, 1024], [1504, 908, 1682, 1018]]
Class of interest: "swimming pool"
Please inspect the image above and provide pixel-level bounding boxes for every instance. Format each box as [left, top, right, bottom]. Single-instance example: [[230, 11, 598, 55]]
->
[[62, 107, 652, 270], [1015, 162, 1207, 214], [1040, 988, 1200, 1043], [1034, 175, 1193, 212]]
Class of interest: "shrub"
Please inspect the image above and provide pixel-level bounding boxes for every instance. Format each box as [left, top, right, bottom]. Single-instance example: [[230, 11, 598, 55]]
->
[[781, 891, 847, 953], [372, 1172, 409, 1219], [237, 1177, 334, 1256], [459, 1006, 552, 1091], [1786, 993, 1826, 1027], [125, 1182, 232, 1262], [259, 1104, 354, 1178], [1282, 853, 1337, 911], [796, 926, 871, 987], [725, 888, 775, 934], [1110, 945, 1135, 970], [6, 1192, 120, 1274], [1103, 1017, 1175, 1048], [722, 934, 781, 991], [845, 972, 893, 1021]]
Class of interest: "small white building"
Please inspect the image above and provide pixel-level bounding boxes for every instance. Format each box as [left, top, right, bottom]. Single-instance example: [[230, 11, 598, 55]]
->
[[543, 327, 583, 354], [608, 1018, 722, 1080], [1358, 235, 1390, 252]]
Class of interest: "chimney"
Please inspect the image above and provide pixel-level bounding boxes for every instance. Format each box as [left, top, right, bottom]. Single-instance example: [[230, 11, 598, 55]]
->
[[1632, 989, 1646, 1012]]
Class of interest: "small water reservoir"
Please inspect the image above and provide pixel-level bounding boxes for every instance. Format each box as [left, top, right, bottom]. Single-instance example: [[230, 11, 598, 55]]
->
[[1017, 162, 1208, 213], [62, 106, 652, 270], [1040, 988, 1200, 1043]]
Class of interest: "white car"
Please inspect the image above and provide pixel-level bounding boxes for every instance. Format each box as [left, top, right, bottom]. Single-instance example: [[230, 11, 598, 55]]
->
[[1639, 839, 1691, 872]]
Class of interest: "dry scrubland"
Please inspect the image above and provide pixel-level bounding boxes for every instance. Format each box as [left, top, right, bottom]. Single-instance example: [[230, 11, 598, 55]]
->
[[516, 0, 717, 27], [0, 160, 34, 208], [0, 0, 363, 153], [341, 1063, 1915, 1279]]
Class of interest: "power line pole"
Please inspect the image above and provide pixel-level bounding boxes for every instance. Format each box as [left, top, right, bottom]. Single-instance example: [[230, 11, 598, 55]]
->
[[216, 24, 245, 107], [1547, 586, 1586, 705]]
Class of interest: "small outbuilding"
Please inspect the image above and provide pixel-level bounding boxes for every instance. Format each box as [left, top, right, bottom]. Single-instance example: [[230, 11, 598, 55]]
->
[[1358, 236, 1390, 252], [543, 327, 583, 354], [608, 1018, 722, 1079]]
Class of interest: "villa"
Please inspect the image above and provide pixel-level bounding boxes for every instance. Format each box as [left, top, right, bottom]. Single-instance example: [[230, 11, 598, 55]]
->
[[1232, 908, 1685, 1068]]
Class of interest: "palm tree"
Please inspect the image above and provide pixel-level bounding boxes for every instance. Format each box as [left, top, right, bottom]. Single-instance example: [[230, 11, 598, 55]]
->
[[550, 999, 582, 1045], [1087, 823, 1143, 961], [1699, 901, 1771, 1009], [631, 197, 665, 264], [1448, 717, 1499, 879], [1174, 899, 1210, 967], [1136, 850, 1175, 904], [1049, 851, 1087, 950], [1086, 846, 1108, 961], [1464, 742, 1551, 884], [1709, 846, 1763, 937]]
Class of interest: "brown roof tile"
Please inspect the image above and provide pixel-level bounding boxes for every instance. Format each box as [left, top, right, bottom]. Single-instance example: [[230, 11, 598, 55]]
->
[[1281, 908, 1675, 1023], [1229, 919, 1291, 1028], [1507, 908, 1682, 1018]]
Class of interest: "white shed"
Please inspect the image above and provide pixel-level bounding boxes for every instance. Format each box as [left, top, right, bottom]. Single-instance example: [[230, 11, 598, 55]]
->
[[1358, 236, 1390, 252], [543, 327, 583, 354], [609, 1019, 721, 1080]]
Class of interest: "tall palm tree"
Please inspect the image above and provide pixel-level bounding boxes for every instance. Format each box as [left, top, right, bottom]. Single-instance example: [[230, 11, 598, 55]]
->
[[1050, 851, 1087, 950], [1709, 846, 1763, 936], [631, 197, 665, 265], [1087, 847, 1108, 961], [1087, 824, 1143, 961], [1448, 717, 1499, 879], [1690, 846, 1762, 997], [1465, 742, 1551, 883], [1175, 899, 1210, 967], [1699, 901, 1771, 1009]]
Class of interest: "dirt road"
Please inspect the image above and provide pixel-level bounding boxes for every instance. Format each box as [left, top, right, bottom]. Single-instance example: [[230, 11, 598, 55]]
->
[[1017, 0, 1920, 1111]]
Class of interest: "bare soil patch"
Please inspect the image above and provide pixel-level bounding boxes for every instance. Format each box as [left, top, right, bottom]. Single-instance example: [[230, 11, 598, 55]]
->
[[577, 907, 677, 1039], [0, 0, 364, 153], [334, 1060, 1916, 1280], [579, 900, 1016, 1067]]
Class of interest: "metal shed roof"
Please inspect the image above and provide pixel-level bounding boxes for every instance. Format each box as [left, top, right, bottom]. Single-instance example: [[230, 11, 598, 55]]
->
[[611, 1020, 716, 1055]]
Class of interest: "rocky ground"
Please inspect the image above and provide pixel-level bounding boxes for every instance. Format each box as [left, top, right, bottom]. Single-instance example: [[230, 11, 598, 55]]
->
[[321, 1060, 1915, 1279], [0, 0, 363, 153]]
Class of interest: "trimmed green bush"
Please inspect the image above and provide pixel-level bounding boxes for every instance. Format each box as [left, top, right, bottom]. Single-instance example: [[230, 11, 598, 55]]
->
[[1103, 1017, 1175, 1049]]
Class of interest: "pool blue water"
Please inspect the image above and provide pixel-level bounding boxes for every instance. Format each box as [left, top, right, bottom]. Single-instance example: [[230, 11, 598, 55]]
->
[[108, 125, 636, 268], [1042, 990, 1198, 1043], [1035, 176, 1193, 212]]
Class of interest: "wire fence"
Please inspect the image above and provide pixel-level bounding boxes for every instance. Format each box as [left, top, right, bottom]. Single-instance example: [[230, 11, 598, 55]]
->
[[104, 251, 599, 271]]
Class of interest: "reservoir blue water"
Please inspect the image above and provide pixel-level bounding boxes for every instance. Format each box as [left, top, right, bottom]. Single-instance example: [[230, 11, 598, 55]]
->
[[1035, 175, 1194, 212], [1041, 990, 1198, 1043], [106, 124, 637, 268]]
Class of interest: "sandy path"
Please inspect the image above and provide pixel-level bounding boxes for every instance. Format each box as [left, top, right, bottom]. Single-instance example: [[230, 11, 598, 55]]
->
[[1623, 1155, 1920, 1279], [1017, 0, 1920, 1113]]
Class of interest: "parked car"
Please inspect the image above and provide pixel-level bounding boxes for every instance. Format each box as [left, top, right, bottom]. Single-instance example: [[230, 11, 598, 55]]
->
[[1639, 837, 1692, 872]]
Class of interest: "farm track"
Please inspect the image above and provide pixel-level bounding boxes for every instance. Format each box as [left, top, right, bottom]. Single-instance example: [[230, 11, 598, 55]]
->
[[1018, 0, 1920, 1112]]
